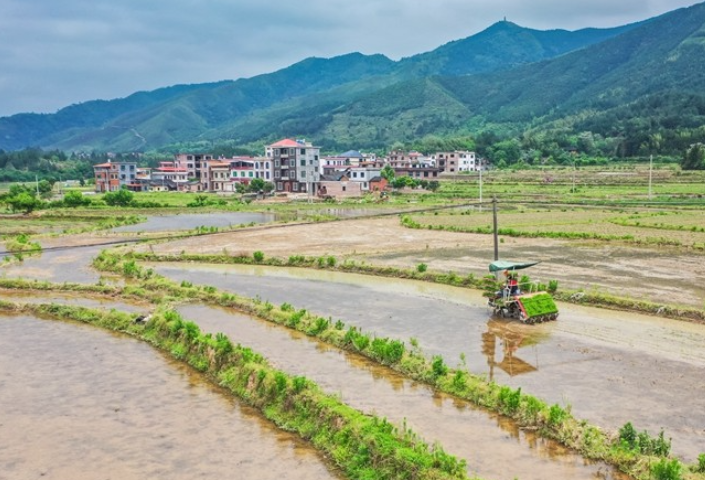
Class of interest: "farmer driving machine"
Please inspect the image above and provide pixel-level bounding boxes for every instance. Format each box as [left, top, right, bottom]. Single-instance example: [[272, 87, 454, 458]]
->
[[485, 260, 559, 324]]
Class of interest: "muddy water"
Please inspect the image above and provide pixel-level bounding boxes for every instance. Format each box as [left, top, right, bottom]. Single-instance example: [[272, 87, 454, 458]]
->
[[0, 313, 340, 480], [0, 288, 151, 314], [368, 243, 705, 310], [112, 212, 276, 233], [152, 262, 705, 462], [0, 245, 107, 284], [177, 303, 625, 480]]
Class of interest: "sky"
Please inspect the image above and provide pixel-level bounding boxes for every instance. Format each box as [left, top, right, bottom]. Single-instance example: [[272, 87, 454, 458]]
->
[[0, 0, 699, 117]]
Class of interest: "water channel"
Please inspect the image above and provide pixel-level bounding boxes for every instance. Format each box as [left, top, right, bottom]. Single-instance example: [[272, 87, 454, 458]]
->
[[0, 312, 341, 480], [150, 262, 705, 463], [175, 302, 625, 480]]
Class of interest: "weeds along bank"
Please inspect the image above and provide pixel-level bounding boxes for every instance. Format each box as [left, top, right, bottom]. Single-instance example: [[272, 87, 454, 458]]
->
[[0, 300, 471, 480], [83, 251, 705, 480]]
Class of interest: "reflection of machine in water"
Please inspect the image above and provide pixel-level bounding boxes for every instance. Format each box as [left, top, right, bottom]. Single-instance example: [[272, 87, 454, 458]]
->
[[482, 319, 549, 381]]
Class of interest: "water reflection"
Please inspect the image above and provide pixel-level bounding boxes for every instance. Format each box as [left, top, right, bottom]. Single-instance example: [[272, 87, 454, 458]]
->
[[482, 319, 549, 380]]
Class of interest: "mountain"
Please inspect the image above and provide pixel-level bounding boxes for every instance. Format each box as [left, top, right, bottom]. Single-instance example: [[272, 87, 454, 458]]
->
[[0, 18, 636, 152], [397, 20, 640, 76], [219, 2, 705, 154]]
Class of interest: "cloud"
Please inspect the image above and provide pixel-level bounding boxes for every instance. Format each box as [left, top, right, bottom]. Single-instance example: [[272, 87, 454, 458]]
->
[[0, 0, 698, 116]]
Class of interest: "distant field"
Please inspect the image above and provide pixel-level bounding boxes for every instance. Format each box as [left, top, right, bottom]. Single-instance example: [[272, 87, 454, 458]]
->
[[437, 166, 705, 203], [404, 207, 705, 248]]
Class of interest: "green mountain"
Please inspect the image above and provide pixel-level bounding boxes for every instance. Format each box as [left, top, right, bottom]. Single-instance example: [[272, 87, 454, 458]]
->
[[0, 17, 637, 152], [397, 20, 640, 76], [222, 2, 705, 155]]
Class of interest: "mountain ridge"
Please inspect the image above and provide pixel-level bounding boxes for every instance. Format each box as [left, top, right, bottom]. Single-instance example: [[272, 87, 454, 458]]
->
[[0, 4, 702, 153]]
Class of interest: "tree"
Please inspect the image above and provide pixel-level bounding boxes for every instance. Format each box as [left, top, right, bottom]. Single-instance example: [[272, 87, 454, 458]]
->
[[249, 177, 266, 192], [63, 190, 91, 208], [681, 143, 705, 170], [380, 164, 395, 182], [37, 179, 54, 199], [103, 188, 134, 206], [6, 191, 43, 214]]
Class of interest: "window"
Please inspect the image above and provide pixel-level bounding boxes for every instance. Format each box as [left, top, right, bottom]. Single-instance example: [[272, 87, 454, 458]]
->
[[293, 183, 299, 191], [289, 170, 296, 179], [300, 159, 305, 167], [301, 171, 306, 178], [342, 185, 346, 192], [274, 171, 280, 178], [300, 148, 306, 154], [274, 160, 280, 168], [289, 148, 295, 155], [277, 182, 283, 190]]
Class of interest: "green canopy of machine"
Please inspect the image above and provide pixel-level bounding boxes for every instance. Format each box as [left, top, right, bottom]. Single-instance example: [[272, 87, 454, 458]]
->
[[488, 260, 539, 273]]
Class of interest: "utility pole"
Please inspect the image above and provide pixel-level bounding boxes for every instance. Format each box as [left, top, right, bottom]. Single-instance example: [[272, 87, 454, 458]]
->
[[648, 154, 653, 200], [572, 160, 576, 195], [479, 167, 483, 212], [492, 196, 499, 261]]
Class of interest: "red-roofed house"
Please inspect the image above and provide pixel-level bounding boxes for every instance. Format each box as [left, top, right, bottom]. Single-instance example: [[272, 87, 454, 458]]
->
[[266, 138, 320, 195]]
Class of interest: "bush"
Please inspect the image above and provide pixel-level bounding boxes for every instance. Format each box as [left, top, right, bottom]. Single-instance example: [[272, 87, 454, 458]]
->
[[651, 458, 682, 480], [696, 453, 705, 473], [431, 355, 448, 379], [253, 251, 265, 262], [103, 188, 134, 206], [416, 263, 428, 273], [62, 190, 92, 207]]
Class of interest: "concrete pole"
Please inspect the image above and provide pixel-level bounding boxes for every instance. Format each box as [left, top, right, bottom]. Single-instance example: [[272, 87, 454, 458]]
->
[[492, 196, 499, 261]]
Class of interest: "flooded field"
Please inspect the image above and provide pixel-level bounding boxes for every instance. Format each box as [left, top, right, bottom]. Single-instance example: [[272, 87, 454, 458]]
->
[[0, 313, 340, 480], [151, 262, 705, 462], [176, 303, 625, 480], [0, 245, 107, 284], [0, 288, 150, 314], [137, 215, 705, 308], [112, 212, 276, 232]]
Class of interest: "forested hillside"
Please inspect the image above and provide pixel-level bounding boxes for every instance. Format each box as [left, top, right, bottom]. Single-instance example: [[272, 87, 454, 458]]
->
[[0, 17, 639, 154]]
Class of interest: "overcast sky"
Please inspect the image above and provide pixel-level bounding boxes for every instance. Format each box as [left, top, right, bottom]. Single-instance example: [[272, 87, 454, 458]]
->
[[0, 0, 698, 117]]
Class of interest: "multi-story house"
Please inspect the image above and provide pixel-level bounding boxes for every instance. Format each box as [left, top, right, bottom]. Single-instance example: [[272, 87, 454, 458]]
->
[[386, 150, 428, 168], [251, 156, 272, 182], [204, 161, 231, 192], [347, 165, 383, 192], [174, 153, 214, 181], [432, 151, 480, 173], [151, 161, 189, 190], [266, 138, 320, 194], [229, 159, 256, 187], [320, 150, 365, 175], [93, 161, 137, 192]]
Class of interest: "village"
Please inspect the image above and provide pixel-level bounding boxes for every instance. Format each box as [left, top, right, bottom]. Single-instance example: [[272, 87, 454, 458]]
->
[[93, 138, 487, 198]]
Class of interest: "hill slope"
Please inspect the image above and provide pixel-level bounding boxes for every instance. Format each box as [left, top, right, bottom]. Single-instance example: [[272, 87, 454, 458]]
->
[[0, 19, 635, 152]]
